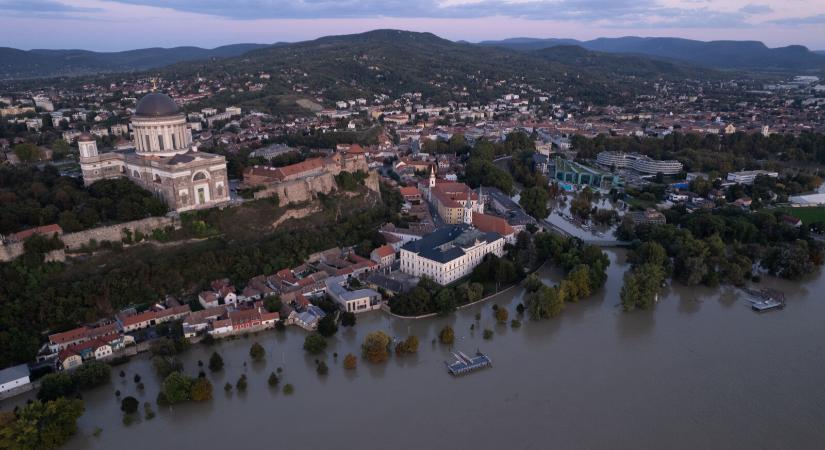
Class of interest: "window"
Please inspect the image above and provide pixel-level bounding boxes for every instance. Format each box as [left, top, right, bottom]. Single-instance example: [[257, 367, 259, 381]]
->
[[193, 171, 208, 181], [158, 135, 164, 151]]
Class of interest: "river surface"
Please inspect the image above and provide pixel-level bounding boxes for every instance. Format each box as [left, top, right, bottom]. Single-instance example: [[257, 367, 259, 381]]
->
[[5, 249, 825, 450]]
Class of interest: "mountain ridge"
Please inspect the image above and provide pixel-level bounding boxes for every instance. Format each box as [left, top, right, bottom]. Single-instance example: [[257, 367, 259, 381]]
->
[[479, 36, 825, 70], [0, 43, 271, 80]]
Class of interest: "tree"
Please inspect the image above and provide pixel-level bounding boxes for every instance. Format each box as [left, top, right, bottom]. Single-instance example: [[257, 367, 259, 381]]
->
[[362, 331, 391, 363], [526, 285, 565, 320], [0, 398, 84, 450], [37, 372, 77, 402], [268, 372, 280, 387], [236, 374, 248, 391], [264, 295, 282, 313], [250, 342, 266, 362], [483, 329, 494, 339], [316, 360, 329, 375], [161, 372, 193, 404], [439, 326, 455, 345], [395, 335, 420, 355], [283, 384, 294, 395], [519, 186, 549, 219], [341, 311, 356, 327], [434, 288, 457, 315], [303, 333, 327, 355], [495, 307, 509, 324], [208, 351, 224, 372], [12, 143, 41, 164], [343, 353, 357, 370], [317, 314, 338, 337], [620, 263, 666, 311], [120, 396, 139, 414], [190, 377, 213, 401]]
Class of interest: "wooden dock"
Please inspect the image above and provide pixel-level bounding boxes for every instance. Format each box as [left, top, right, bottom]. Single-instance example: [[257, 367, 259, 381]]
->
[[445, 350, 492, 376]]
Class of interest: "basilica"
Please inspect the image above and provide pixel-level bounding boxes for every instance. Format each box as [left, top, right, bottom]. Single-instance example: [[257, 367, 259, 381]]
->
[[78, 93, 230, 212]]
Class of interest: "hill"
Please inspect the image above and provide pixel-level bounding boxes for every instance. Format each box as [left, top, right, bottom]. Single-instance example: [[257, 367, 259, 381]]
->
[[480, 36, 825, 71], [153, 30, 721, 112], [0, 44, 270, 79]]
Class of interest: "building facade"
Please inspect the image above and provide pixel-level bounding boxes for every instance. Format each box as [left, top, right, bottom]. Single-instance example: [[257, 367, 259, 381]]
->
[[596, 151, 683, 175], [78, 93, 230, 212], [400, 225, 505, 285]]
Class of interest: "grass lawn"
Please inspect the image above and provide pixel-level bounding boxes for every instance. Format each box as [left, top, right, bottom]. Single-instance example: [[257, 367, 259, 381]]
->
[[775, 206, 825, 225]]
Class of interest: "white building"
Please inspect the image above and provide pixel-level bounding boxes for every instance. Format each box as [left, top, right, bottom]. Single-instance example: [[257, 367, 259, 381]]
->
[[400, 224, 505, 285], [596, 151, 683, 175], [79, 92, 230, 212], [0, 364, 30, 394], [726, 170, 778, 185], [325, 276, 382, 313]]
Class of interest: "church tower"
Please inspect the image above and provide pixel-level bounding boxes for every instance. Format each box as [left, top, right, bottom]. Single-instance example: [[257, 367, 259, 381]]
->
[[463, 191, 474, 225], [427, 165, 436, 201], [77, 133, 98, 160]]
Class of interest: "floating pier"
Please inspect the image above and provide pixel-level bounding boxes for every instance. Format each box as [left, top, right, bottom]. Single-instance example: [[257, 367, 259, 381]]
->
[[743, 288, 786, 313], [445, 350, 492, 376]]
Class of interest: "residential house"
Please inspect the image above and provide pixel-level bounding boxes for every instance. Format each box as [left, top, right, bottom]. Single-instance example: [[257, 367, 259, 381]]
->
[[370, 245, 396, 268], [59, 349, 83, 370]]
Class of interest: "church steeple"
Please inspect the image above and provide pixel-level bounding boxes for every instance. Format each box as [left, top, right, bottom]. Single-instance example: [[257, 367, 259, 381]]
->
[[463, 190, 474, 225], [429, 165, 436, 188]]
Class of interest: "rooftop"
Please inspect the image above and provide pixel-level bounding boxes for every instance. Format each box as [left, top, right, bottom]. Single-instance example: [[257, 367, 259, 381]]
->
[[401, 224, 501, 264]]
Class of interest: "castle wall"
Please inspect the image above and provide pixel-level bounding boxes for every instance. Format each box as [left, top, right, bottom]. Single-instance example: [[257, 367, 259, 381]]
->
[[61, 216, 180, 250]]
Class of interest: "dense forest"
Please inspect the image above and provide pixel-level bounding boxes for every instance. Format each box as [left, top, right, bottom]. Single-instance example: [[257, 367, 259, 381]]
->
[[0, 165, 167, 235], [0, 184, 403, 368]]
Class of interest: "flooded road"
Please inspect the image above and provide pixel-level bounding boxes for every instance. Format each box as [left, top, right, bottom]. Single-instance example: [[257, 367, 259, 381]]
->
[[7, 249, 825, 450]]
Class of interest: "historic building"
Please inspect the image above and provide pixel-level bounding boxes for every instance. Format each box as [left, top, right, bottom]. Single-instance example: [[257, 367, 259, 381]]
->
[[425, 167, 484, 225], [399, 224, 505, 285], [78, 93, 230, 212]]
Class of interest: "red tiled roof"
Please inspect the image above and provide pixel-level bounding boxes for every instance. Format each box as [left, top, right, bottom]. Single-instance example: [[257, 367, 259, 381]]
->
[[58, 348, 80, 362], [274, 157, 326, 180], [9, 224, 63, 242], [399, 186, 420, 197], [49, 327, 90, 345], [472, 212, 515, 236], [373, 245, 395, 258]]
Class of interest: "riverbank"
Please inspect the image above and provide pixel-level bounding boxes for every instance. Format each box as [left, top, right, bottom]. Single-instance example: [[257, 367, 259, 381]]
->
[[382, 261, 548, 320], [5, 250, 825, 450]]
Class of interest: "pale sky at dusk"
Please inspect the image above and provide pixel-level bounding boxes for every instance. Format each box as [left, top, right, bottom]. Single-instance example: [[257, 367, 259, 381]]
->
[[1, 0, 824, 51]]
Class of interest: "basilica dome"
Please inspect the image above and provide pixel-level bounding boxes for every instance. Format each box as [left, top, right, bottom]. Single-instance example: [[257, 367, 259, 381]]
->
[[135, 93, 180, 117]]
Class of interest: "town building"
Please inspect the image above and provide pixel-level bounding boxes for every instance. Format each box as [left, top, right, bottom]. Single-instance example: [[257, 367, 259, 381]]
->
[[426, 168, 483, 225], [400, 224, 505, 285], [726, 170, 779, 185], [629, 209, 667, 226], [596, 151, 683, 175], [324, 276, 382, 313], [370, 245, 396, 268], [0, 364, 30, 394], [554, 157, 622, 189], [78, 92, 231, 212]]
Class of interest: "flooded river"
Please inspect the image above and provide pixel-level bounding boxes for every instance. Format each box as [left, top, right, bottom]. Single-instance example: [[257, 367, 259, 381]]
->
[[5, 249, 825, 450]]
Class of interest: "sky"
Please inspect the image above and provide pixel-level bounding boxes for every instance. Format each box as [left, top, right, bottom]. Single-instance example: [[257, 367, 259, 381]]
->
[[1, 0, 824, 51]]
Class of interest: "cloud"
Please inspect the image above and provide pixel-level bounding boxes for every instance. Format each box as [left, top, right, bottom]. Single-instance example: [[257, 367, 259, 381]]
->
[[0, 0, 100, 14], [770, 14, 825, 26], [738, 4, 772, 14], [99, 0, 744, 27]]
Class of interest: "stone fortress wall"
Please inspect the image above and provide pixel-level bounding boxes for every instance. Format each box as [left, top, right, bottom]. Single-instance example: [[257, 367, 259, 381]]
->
[[0, 216, 180, 262], [253, 156, 378, 205]]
